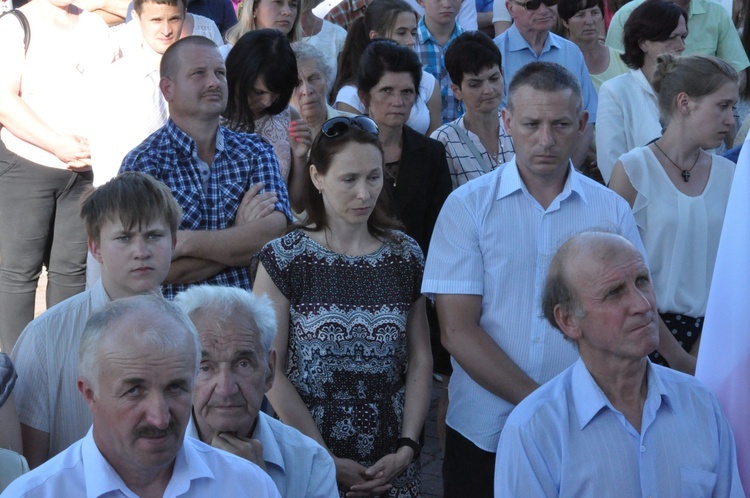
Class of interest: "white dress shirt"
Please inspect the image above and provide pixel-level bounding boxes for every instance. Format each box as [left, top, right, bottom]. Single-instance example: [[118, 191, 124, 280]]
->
[[11, 281, 110, 460], [422, 158, 645, 452], [0, 429, 280, 497], [186, 412, 338, 498], [495, 359, 745, 497]]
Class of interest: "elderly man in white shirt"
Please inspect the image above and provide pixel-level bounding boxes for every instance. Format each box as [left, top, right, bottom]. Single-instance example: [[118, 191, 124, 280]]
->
[[2, 295, 280, 498], [422, 61, 645, 497], [495, 231, 744, 497], [175, 285, 338, 498]]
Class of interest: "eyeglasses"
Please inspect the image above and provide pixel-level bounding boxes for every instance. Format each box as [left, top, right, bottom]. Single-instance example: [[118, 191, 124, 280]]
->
[[511, 0, 557, 10], [320, 116, 379, 138]]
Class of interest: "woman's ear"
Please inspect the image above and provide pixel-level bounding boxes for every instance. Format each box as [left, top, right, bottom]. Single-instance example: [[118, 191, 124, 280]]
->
[[676, 91, 691, 115], [368, 29, 379, 40], [310, 164, 323, 192], [358, 89, 370, 111]]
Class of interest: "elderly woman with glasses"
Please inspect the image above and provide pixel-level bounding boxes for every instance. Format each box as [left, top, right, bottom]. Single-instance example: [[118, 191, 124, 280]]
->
[[254, 116, 432, 497]]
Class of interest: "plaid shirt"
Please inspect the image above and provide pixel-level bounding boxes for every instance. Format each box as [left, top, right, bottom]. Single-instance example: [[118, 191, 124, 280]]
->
[[120, 119, 292, 298], [415, 19, 464, 124], [323, 0, 369, 31]]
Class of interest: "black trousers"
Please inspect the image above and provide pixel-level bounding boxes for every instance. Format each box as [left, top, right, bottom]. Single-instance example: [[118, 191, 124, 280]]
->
[[443, 425, 496, 498]]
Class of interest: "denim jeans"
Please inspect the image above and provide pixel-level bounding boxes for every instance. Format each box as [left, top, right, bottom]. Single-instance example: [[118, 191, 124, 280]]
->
[[0, 141, 92, 352]]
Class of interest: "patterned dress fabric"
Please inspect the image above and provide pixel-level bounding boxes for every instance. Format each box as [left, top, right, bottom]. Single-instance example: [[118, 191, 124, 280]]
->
[[259, 229, 424, 497]]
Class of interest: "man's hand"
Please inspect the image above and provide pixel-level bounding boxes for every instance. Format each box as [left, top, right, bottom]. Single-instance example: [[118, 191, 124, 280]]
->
[[54, 134, 91, 170], [236, 182, 278, 226], [334, 457, 372, 495], [211, 433, 266, 471]]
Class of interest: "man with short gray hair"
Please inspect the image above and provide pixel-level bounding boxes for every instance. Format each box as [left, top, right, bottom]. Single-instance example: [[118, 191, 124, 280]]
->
[[423, 62, 645, 496], [495, 232, 744, 497], [175, 285, 338, 498], [2, 294, 279, 497]]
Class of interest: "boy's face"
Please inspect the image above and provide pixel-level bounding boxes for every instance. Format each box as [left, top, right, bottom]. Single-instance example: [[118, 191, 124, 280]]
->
[[134, 0, 186, 55], [419, 0, 462, 28], [89, 217, 174, 300]]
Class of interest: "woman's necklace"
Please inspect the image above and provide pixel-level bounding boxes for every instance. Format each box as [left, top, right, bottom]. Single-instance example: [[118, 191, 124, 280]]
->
[[653, 140, 700, 182]]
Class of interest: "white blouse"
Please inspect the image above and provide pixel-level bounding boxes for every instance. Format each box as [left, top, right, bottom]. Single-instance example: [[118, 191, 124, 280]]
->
[[619, 146, 735, 316]]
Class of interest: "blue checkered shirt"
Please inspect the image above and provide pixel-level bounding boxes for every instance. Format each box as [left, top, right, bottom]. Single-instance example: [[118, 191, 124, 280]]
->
[[120, 119, 292, 298], [415, 20, 464, 124]]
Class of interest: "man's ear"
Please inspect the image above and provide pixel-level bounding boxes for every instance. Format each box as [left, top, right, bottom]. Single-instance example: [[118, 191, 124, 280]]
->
[[89, 238, 104, 264], [501, 107, 512, 135], [160, 76, 173, 103], [264, 349, 277, 392], [416, 0, 426, 8], [78, 378, 97, 412], [554, 304, 582, 342], [578, 109, 589, 133]]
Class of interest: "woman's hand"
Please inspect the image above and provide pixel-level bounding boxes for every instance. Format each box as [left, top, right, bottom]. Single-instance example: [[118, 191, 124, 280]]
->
[[289, 119, 312, 160], [345, 448, 413, 497]]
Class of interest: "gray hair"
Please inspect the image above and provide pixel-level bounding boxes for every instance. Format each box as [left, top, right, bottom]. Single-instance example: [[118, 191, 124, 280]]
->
[[78, 294, 201, 393], [507, 61, 583, 115], [173, 285, 277, 356], [291, 41, 334, 94]]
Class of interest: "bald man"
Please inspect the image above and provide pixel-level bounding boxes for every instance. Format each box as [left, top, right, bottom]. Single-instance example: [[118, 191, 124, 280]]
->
[[494, 232, 744, 497]]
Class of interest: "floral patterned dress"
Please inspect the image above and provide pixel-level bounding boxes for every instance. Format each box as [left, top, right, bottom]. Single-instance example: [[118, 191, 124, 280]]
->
[[259, 229, 424, 497]]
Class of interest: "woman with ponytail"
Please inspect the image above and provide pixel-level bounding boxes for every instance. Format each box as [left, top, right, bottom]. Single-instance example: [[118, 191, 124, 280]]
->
[[609, 54, 739, 374]]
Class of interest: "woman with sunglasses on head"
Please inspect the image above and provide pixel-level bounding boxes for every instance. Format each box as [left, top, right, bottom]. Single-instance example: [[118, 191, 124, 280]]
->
[[558, 0, 628, 92], [609, 54, 739, 375], [254, 116, 433, 497], [223, 29, 312, 209], [332, 0, 442, 136], [595, 0, 687, 184]]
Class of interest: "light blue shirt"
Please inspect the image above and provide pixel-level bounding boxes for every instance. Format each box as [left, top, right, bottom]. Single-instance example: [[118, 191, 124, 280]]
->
[[1, 428, 280, 497], [494, 24, 598, 122], [495, 359, 745, 497], [422, 158, 645, 452], [187, 412, 337, 498]]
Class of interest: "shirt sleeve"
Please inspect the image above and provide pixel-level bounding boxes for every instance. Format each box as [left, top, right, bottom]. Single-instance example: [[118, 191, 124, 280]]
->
[[258, 239, 292, 299], [715, 9, 750, 72], [10, 324, 50, 432], [251, 146, 293, 222], [709, 392, 745, 497], [595, 81, 627, 184], [421, 191, 484, 298], [0, 353, 16, 408], [604, 7, 627, 51], [457, 0, 478, 31], [494, 423, 560, 497], [492, 0, 511, 23], [306, 446, 339, 498]]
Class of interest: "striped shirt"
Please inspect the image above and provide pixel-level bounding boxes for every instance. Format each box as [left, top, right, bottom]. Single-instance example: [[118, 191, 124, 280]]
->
[[11, 281, 110, 459], [430, 110, 515, 189], [415, 19, 464, 124], [496, 359, 744, 497], [422, 158, 645, 452], [0, 353, 16, 408], [121, 120, 292, 298]]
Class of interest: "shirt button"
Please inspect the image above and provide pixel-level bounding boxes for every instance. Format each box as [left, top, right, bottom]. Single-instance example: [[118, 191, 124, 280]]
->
[[640, 446, 646, 452], [534, 338, 541, 343]]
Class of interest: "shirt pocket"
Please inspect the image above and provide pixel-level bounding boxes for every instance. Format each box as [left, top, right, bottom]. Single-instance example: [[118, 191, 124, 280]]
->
[[680, 467, 718, 498]]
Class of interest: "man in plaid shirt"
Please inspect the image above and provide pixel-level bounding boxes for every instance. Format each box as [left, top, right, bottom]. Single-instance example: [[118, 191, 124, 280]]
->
[[121, 36, 292, 299], [415, 0, 465, 124]]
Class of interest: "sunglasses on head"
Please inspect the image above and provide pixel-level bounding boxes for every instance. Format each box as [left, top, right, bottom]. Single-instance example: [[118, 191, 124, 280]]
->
[[320, 116, 380, 138], [511, 0, 557, 10]]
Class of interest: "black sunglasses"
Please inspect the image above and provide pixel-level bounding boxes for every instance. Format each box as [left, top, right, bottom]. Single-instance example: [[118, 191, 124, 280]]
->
[[320, 116, 380, 138], [511, 0, 557, 10]]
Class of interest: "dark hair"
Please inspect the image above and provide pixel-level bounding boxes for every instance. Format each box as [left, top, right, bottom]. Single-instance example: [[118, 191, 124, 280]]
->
[[557, 0, 604, 23], [223, 29, 298, 129], [332, 0, 417, 99], [160, 35, 218, 79], [444, 31, 503, 87], [357, 40, 422, 105], [80, 172, 182, 244], [621, 0, 688, 69], [134, 0, 185, 15], [299, 127, 403, 240], [507, 62, 582, 113], [653, 54, 739, 124]]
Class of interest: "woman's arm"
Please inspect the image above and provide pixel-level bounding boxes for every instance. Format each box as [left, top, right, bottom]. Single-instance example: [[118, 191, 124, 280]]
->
[[608, 160, 637, 205]]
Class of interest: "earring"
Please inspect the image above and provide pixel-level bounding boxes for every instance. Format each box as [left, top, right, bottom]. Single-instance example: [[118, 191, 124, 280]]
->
[[318, 189, 322, 195]]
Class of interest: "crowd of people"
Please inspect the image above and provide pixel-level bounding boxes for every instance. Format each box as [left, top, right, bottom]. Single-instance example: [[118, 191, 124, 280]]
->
[[0, 0, 748, 495]]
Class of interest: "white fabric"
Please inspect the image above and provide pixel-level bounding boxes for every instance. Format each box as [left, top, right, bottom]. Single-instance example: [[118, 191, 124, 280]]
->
[[334, 71, 436, 135], [190, 13, 223, 46], [406, 0, 478, 31], [496, 359, 744, 497], [301, 20, 347, 87], [422, 158, 645, 451], [186, 412, 337, 497], [595, 69, 662, 184], [0, 429, 280, 497], [492, 0, 510, 23], [696, 134, 750, 492], [0, 11, 115, 169], [90, 44, 168, 186], [619, 147, 735, 317], [10, 282, 110, 460]]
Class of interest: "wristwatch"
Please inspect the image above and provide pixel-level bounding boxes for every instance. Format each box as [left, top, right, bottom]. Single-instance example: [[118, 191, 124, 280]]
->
[[397, 437, 421, 461]]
